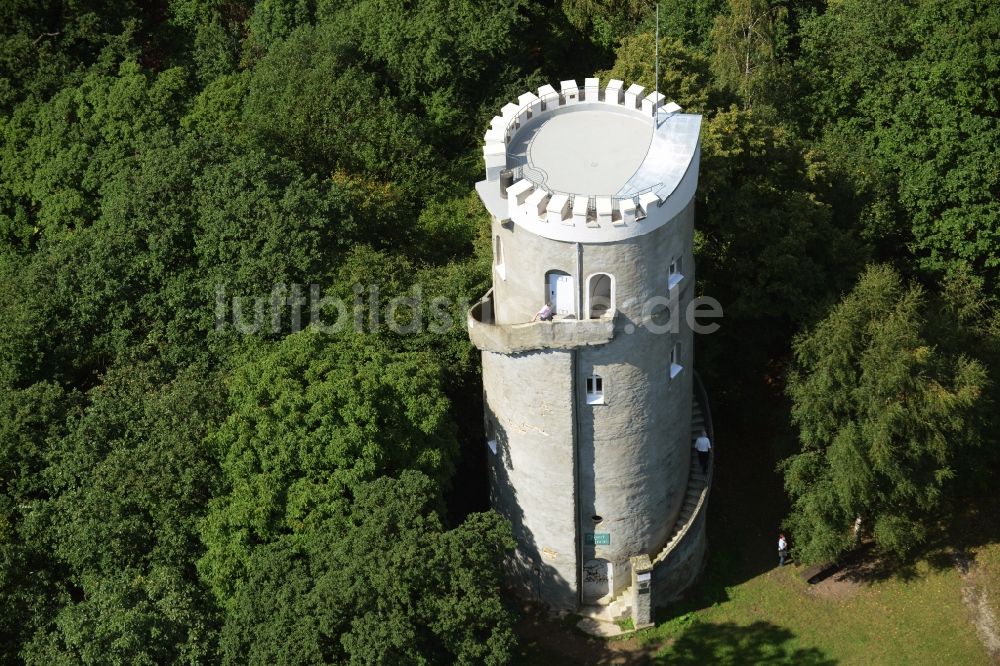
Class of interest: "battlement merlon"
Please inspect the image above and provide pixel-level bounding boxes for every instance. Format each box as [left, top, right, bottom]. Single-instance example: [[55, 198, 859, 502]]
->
[[477, 79, 702, 243]]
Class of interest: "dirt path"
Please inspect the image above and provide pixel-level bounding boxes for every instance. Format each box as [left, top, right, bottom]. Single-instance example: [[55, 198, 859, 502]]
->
[[954, 549, 1000, 663], [513, 603, 660, 665]]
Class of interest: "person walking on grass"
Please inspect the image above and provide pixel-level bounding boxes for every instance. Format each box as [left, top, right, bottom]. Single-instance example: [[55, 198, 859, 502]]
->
[[778, 533, 788, 567]]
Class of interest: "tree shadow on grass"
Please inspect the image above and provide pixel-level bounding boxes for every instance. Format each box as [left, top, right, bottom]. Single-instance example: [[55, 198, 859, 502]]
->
[[652, 621, 837, 665], [815, 491, 1000, 587]]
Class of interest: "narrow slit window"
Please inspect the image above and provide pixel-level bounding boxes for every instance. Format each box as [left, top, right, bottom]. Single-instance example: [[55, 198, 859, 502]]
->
[[668, 257, 684, 290], [486, 420, 498, 455], [670, 342, 683, 378], [494, 235, 506, 280], [586, 373, 604, 404]]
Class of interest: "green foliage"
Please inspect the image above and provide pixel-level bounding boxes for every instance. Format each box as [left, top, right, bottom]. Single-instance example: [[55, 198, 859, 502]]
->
[[0, 61, 188, 246], [708, 0, 785, 109], [790, 0, 1000, 286], [694, 107, 866, 400], [244, 0, 527, 188], [191, 145, 350, 293], [560, 0, 636, 46], [0, 0, 528, 661], [657, 0, 729, 53], [243, 26, 438, 188], [596, 33, 725, 112], [333, 0, 526, 127], [247, 0, 317, 51], [219, 472, 516, 665], [0, 0, 152, 113], [698, 108, 861, 324], [0, 0, 997, 659], [0, 382, 78, 661], [18, 363, 225, 664], [782, 265, 989, 563], [199, 328, 458, 601]]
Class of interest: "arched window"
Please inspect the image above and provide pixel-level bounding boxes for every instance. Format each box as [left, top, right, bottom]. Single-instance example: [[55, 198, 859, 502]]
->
[[587, 273, 614, 318], [494, 235, 505, 280], [586, 373, 604, 404], [545, 270, 574, 316]]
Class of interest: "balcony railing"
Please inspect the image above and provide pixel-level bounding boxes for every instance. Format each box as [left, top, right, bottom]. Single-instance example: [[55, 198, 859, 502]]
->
[[468, 289, 616, 354]]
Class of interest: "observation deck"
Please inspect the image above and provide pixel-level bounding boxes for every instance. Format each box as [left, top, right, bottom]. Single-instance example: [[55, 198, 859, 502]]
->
[[476, 78, 702, 243], [467, 289, 616, 354]]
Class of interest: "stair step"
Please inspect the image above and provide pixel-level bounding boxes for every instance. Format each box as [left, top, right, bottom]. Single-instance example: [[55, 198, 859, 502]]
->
[[654, 388, 712, 569]]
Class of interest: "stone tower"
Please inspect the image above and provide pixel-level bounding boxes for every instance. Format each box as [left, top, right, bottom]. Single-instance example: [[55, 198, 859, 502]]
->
[[467, 78, 712, 620]]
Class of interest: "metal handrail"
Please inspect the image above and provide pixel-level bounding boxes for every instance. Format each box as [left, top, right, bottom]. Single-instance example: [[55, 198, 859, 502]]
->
[[693, 370, 714, 443], [508, 163, 663, 210]]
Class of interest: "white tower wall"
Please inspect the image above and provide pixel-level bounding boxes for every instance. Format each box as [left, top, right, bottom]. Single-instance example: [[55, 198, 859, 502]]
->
[[469, 80, 708, 612]]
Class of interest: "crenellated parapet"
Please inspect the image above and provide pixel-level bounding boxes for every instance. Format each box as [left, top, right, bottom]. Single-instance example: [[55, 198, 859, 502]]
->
[[477, 79, 702, 243]]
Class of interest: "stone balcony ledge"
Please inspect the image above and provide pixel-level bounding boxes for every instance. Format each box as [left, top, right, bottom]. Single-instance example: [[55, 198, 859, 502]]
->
[[468, 290, 615, 354]]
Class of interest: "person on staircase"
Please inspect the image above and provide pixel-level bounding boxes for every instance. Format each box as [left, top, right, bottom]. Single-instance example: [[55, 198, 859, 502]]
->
[[694, 429, 711, 475]]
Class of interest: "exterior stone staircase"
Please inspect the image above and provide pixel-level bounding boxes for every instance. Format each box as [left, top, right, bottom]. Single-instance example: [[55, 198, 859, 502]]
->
[[576, 387, 713, 637], [575, 596, 633, 637], [664, 400, 711, 552]]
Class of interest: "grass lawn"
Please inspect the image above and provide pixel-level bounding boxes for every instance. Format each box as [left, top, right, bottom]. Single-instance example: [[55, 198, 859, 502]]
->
[[978, 540, 1000, 623], [620, 393, 993, 665], [514, 386, 997, 665], [629, 556, 987, 664]]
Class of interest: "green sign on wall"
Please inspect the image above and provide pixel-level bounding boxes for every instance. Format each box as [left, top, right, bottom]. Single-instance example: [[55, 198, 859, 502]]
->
[[585, 532, 611, 546]]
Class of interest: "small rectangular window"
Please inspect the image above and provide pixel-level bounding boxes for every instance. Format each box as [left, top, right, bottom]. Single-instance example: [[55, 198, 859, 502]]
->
[[586, 373, 604, 404]]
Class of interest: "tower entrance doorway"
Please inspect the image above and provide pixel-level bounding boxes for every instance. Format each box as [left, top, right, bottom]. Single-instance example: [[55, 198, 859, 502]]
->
[[546, 271, 574, 316], [582, 558, 613, 603]]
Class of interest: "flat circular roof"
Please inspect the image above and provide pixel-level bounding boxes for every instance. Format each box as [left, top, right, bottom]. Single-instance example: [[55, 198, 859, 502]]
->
[[525, 110, 653, 195]]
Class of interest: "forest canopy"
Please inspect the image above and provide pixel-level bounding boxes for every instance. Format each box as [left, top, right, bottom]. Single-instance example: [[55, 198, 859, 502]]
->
[[0, 0, 998, 662]]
